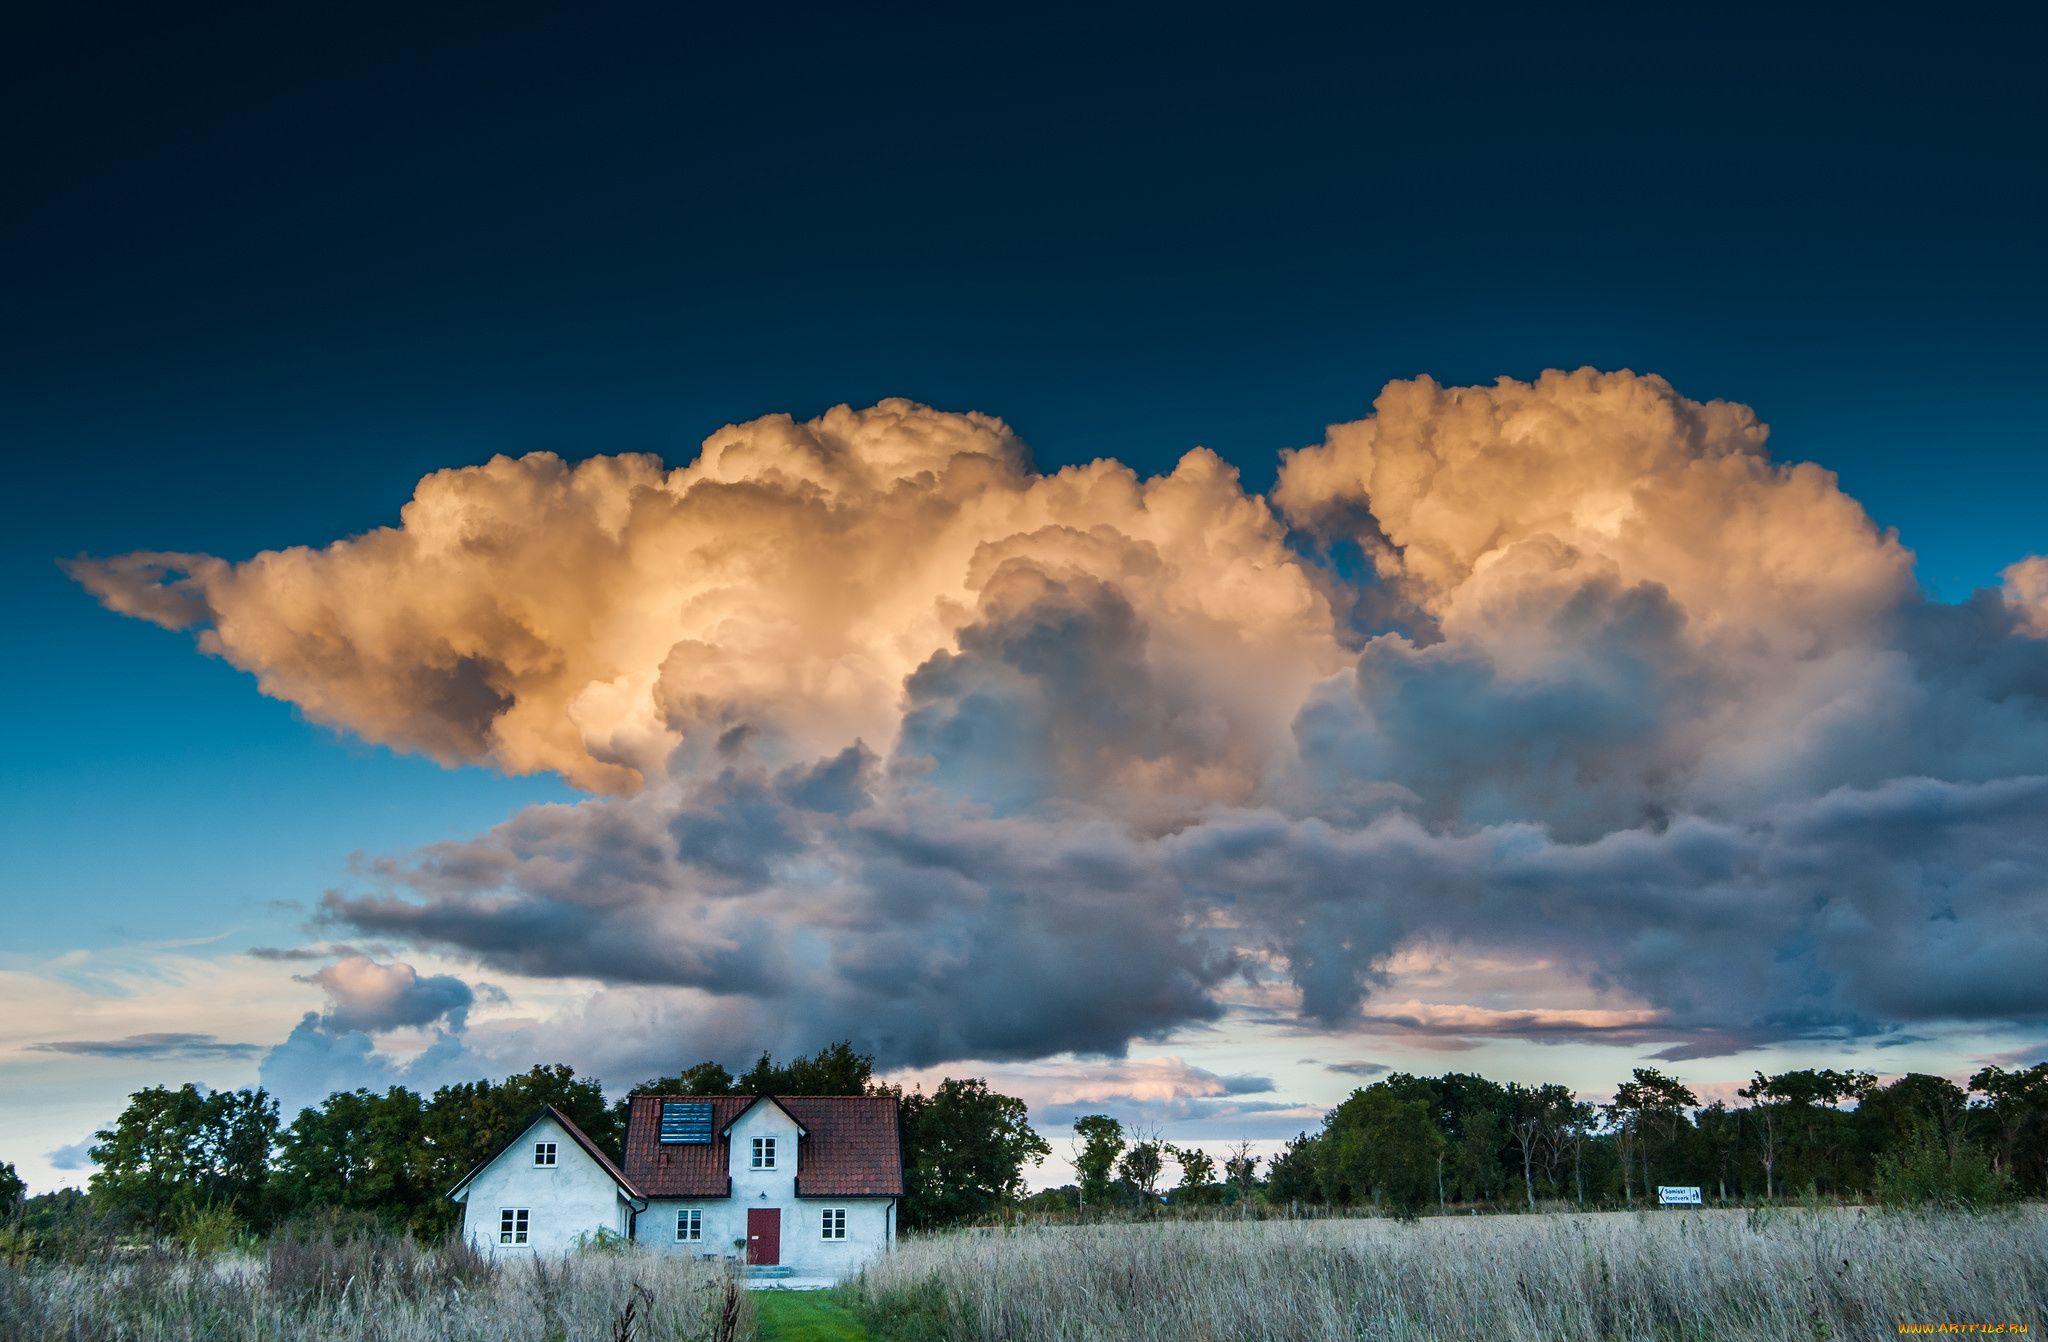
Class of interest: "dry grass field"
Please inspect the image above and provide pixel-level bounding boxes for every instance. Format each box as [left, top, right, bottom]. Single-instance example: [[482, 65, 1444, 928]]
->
[[3, 1207, 2041, 1340], [0, 1234, 748, 1342], [849, 1206, 2048, 1342]]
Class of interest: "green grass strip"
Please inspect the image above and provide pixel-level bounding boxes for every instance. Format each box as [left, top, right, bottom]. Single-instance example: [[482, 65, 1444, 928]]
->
[[751, 1288, 874, 1341]]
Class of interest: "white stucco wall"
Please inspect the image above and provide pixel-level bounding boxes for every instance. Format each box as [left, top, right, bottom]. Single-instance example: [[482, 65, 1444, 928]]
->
[[632, 1100, 896, 1276], [639, 1195, 894, 1273], [456, 1115, 630, 1256]]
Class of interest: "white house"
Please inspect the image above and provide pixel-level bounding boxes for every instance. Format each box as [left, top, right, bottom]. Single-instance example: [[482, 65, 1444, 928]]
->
[[447, 1105, 642, 1255], [621, 1093, 901, 1275], [445, 1094, 902, 1276]]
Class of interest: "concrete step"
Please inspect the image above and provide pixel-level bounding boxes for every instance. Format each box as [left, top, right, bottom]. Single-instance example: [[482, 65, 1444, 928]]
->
[[742, 1264, 797, 1279]]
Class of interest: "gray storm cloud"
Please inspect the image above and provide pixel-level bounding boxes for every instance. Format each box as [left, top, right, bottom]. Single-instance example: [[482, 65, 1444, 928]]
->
[[69, 372, 2048, 1088]]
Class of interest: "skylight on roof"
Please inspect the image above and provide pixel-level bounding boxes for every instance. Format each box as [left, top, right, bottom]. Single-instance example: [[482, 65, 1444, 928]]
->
[[659, 1100, 714, 1144]]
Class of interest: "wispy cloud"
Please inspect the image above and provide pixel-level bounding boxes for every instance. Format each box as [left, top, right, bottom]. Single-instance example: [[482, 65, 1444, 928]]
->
[[246, 943, 387, 962], [32, 1033, 261, 1059], [1320, 1060, 1390, 1077], [1356, 1001, 1668, 1042]]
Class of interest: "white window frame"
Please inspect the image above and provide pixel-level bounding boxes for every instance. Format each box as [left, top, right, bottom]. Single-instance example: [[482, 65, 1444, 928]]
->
[[499, 1208, 529, 1244], [752, 1136, 776, 1169], [533, 1141, 557, 1167], [821, 1207, 847, 1240], [675, 1208, 703, 1242]]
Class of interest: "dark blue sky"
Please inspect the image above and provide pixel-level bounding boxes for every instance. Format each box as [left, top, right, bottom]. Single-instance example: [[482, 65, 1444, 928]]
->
[[4, 1, 2044, 952]]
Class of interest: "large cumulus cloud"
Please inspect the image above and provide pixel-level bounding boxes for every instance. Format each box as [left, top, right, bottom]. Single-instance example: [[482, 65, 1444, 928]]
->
[[68, 401, 1339, 799], [70, 374, 2048, 1086]]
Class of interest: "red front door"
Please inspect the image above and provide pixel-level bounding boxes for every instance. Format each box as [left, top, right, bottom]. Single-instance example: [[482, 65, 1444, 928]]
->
[[746, 1208, 781, 1265]]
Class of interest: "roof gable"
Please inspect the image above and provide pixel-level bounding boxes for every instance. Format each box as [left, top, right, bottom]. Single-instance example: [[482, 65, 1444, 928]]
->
[[446, 1105, 642, 1202], [721, 1093, 808, 1137]]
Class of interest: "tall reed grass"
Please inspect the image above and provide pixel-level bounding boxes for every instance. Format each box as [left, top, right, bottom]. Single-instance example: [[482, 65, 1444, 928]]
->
[[0, 1232, 748, 1342], [849, 1206, 2047, 1341]]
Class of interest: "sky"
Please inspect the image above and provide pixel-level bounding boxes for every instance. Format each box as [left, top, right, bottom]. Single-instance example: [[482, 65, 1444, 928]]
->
[[4, 2, 2046, 1193]]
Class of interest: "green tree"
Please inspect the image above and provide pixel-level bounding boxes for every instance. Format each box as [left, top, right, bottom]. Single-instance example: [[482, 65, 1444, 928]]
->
[[1504, 1082, 1574, 1211], [1380, 1074, 1509, 1148], [732, 1041, 878, 1097], [1368, 1073, 1510, 1206], [1451, 1106, 1505, 1204], [679, 1060, 740, 1094], [0, 1161, 24, 1216], [1968, 1063, 2048, 1196], [1693, 1101, 1743, 1203], [89, 1084, 278, 1231], [1265, 1132, 1320, 1205], [1117, 1136, 1166, 1201], [1548, 1099, 1599, 1206], [1736, 1073, 1785, 1198], [1070, 1115, 1124, 1210], [896, 1078, 1048, 1229], [273, 1086, 429, 1230], [1166, 1143, 1217, 1204], [1735, 1069, 1871, 1194], [1222, 1141, 1261, 1207], [1607, 1068, 1696, 1201], [1322, 1083, 1445, 1216], [1858, 1073, 1972, 1173], [639, 1060, 740, 1097], [779, 1041, 877, 1094]]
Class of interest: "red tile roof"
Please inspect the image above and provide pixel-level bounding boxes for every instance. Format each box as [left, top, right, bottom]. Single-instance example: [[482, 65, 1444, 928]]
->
[[620, 1094, 903, 1199], [784, 1097, 905, 1198], [621, 1095, 750, 1198]]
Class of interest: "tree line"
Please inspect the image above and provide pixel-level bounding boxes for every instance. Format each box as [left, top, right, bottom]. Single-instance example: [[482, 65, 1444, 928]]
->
[[1248, 1064, 2048, 1217], [11, 1055, 2041, 1247], [4, 1042, 1047, 1244], [1024, 1064, 2048, 1220], [1056, 1115, 1264, 1212]]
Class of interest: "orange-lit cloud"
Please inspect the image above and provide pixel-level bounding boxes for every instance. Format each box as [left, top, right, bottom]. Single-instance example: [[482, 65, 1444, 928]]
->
[[71, 400, 1342, 804], [2004, 555, 2048, 637]]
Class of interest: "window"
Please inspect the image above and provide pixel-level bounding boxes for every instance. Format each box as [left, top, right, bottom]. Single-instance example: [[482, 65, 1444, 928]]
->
[[752, 1136, 776, 1169], [821, 1208, 847, 1240], [499, 1209, 528, 1244], [675, 1208, 702, 1242], [533, 1142, 557, 1167]]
